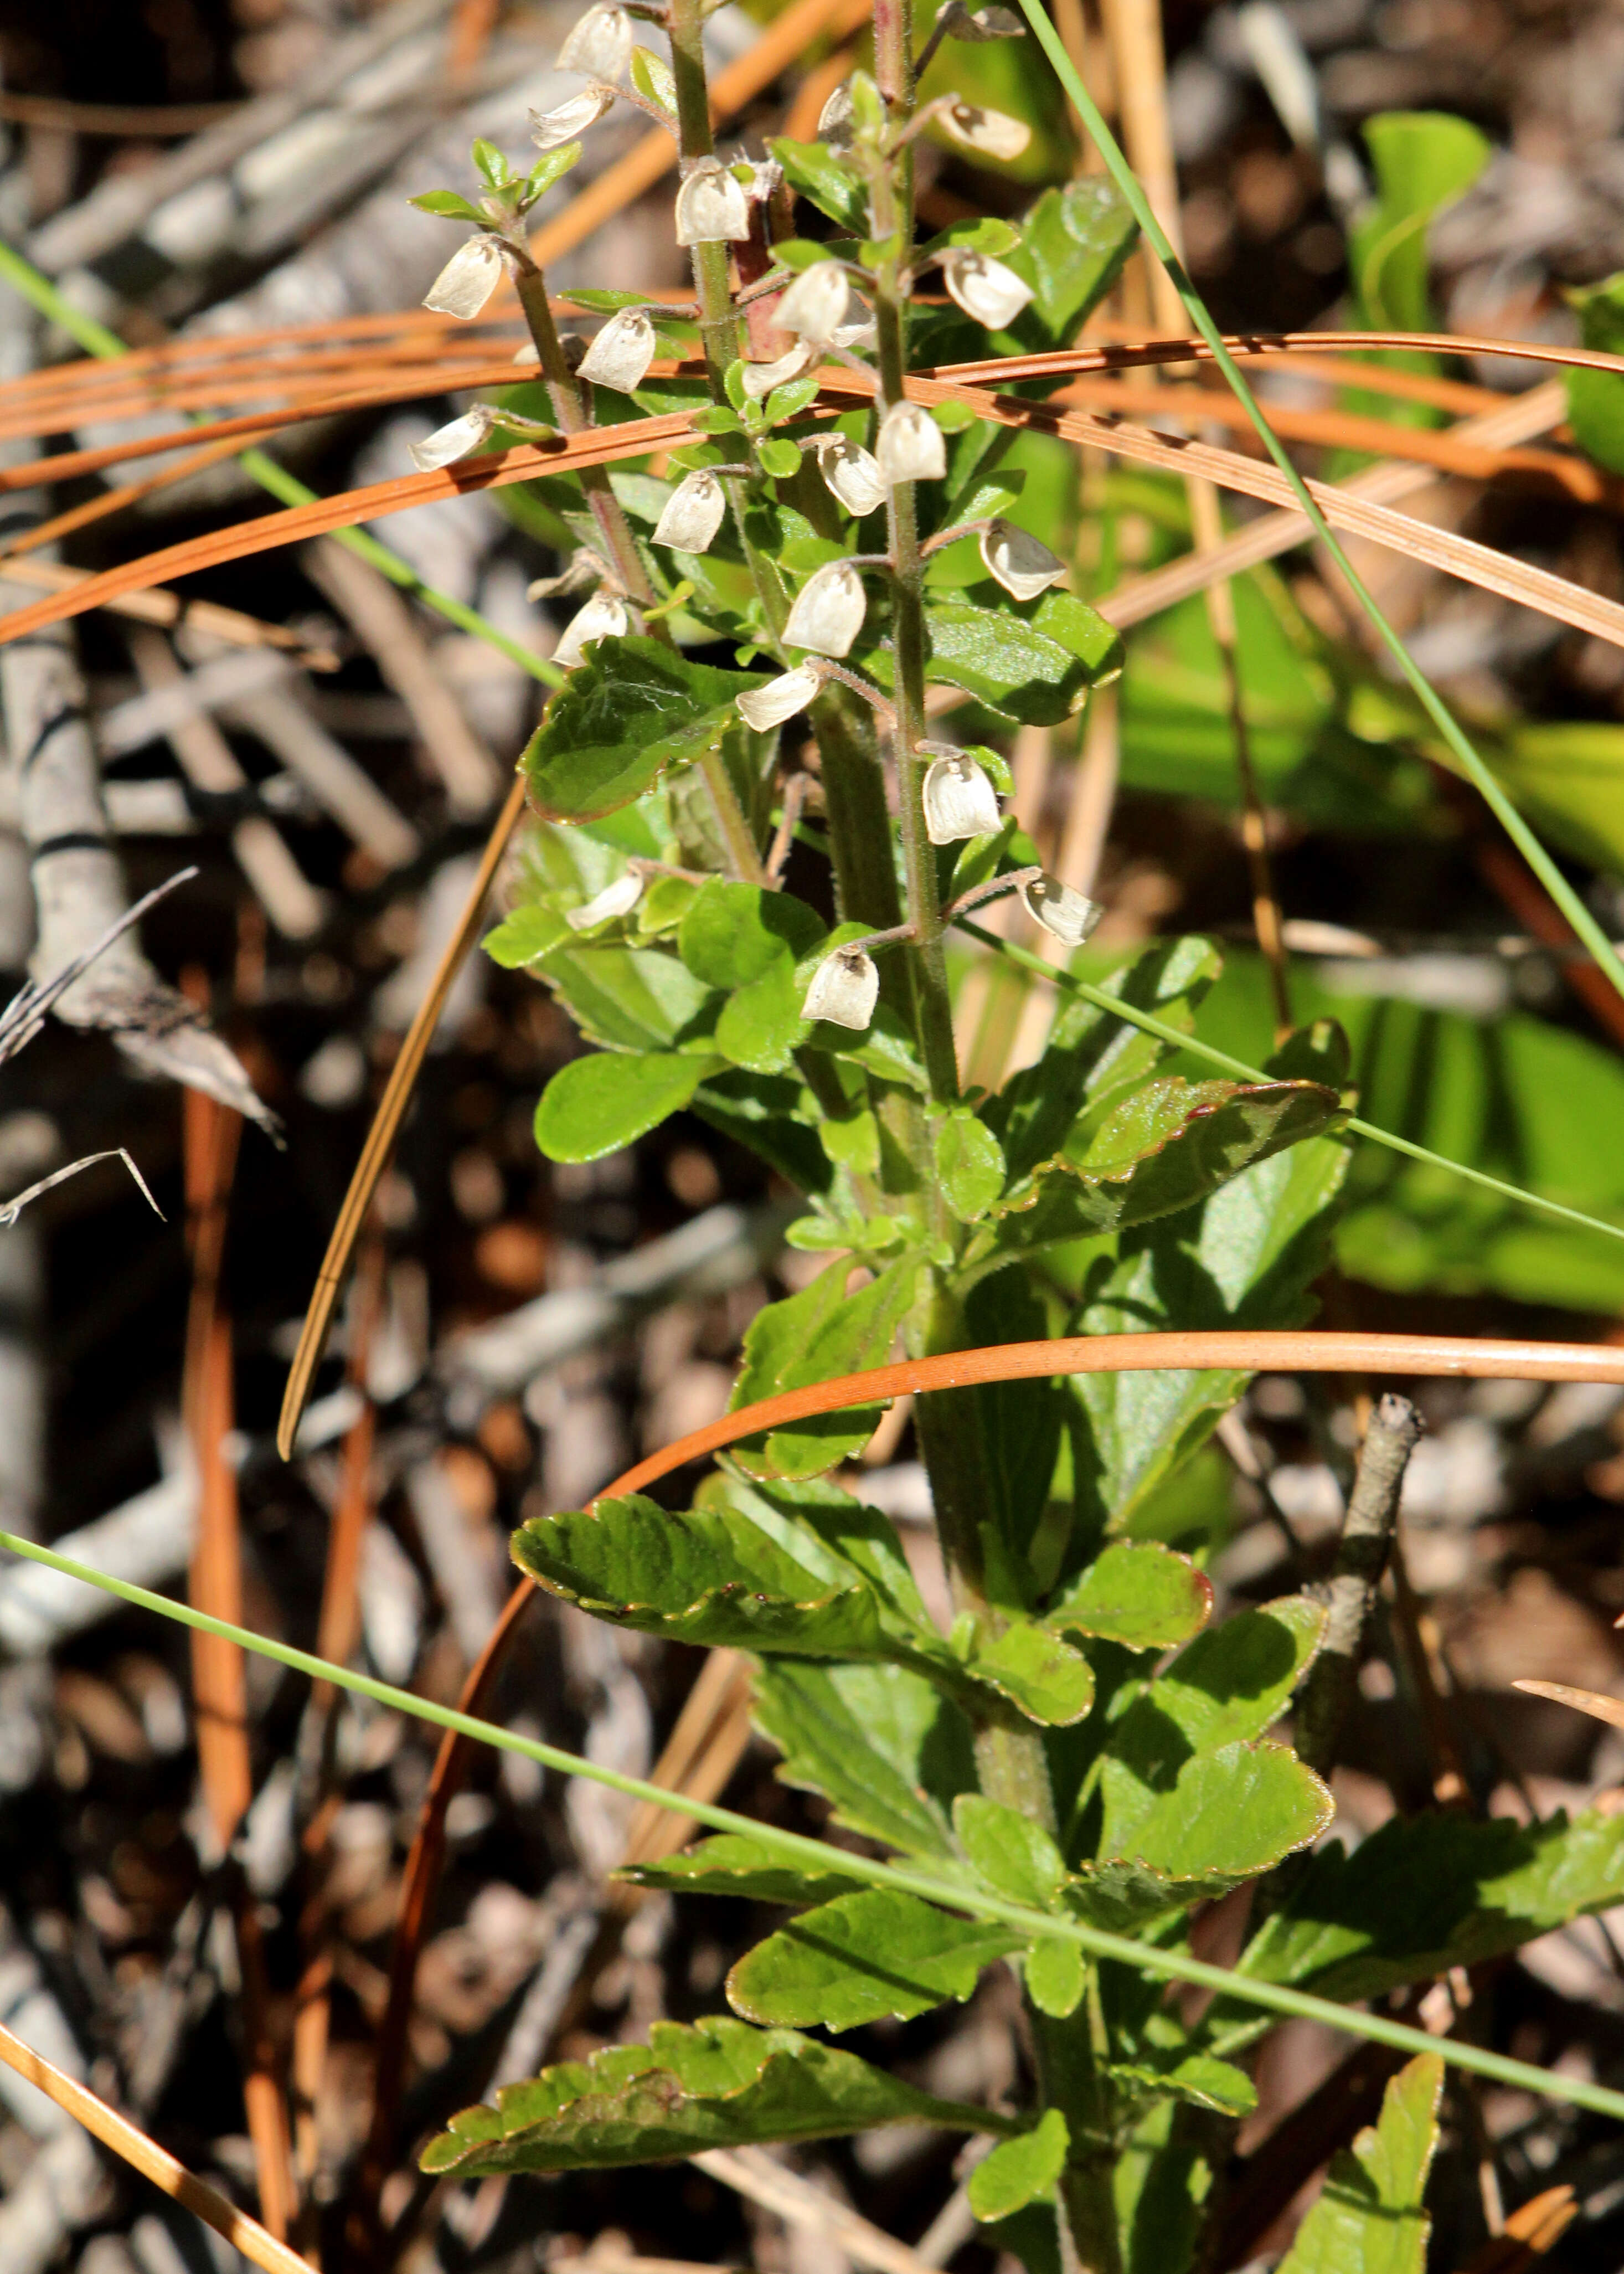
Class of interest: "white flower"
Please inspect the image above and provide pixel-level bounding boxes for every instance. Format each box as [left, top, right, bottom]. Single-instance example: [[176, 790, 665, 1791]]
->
[[653, 469, 727, 552], [408, 403, 501, 471], [782, 561, 867, 657], [876, 401, 946, 483], [922, 751, 1001, 843], [566, 870, 643, 929], [1020, 873, 1102, 946], [817, 81, 855, 146], [558, 4, 632, 79], [531, 86, 616, 148], [738, 662, 823, 730], [939, 248, 1033, 330], [423, 234, 505, 320], [802, 946, 879, 1030], [939, 99, 1032, 160], [675, 158, 751, 245], [576, 307, 657, 390], [553, 590, 628, 667], [776, 261, 854, 347], [740, 342, 816, 399], [812, 435, 886, 516], [832, 309, 878, 350], [980, 518, 1065, 600]]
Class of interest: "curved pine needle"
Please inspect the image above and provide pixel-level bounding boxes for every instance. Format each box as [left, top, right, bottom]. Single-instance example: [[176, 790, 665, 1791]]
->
[[275, 773, 528, 1462], [1514, 1680, 1624, 1728]]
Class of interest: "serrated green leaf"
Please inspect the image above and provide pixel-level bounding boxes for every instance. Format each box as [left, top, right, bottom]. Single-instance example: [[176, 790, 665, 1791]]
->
[[1045, 1541, 1210, 1652], [754, 1659, 975, 1858], [421, 2015, 999, 2177], [534, 1049, 719, 1162], [935, 1111, 1006, 1222], [1109, 2056, 1256, 2119], [727, 1890, 1022, 2030], [616, 1834, 870, 1907], [771, 136, 870, 231], [954, 1794, 1066, 1907], [970, 2110, 1069, 2221], [729, 1253, 922, 1478], [1275, 2053, 1443, 2274], [523, 636, 769, 821], [967, 1618, 1095, 1726], [1104, 1742, 1333, 1890]]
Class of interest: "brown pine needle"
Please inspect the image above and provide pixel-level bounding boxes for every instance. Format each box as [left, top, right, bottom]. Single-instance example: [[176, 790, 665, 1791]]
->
[[1513, 1680, 1624, 1730], [0, 2021, 311, 2274]]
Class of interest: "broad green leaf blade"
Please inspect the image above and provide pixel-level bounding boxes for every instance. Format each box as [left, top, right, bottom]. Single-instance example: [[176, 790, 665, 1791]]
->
[[1096, 1742, 1333, 1906], [770, 137, 870, 231], [936, 1110, 1007, 1222], [1045, 1542, 1211, 1652], [421, 2015, 998, 2177], [954, 1794, 1067, 1908], [902, 595, 1122, 725], [727, 1890, 1023, 2030], [969, 2110, 1070, 2222], [678, 879, 826, 987], [523, 636, 767, 820], [1003, 179, 1138, 349], [729, 1253, 922, 1478], [535, 943, 719, 1052], [754, 1659, 976, 1859], [1240, 1804, 1624, 2004], [966, 1617, 1095, 1726], [1350, 113, 1490, 336], [534, 1050, 719, 1162], [1108, 2055, 1256, 2119], [616, 1834, 870, 1906], [1275, 2053, 1443, 2274], [1025, 1935, 1084, 2016]]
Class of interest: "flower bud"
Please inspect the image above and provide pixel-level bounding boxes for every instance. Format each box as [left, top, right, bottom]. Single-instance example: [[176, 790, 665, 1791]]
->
[[776, 261, 854, 347], [675, 158, 751, 245], [531, 86, 616, 148], [576, 307, 657, 390], [817, 82, 855, 146], [802, 946, 879, 1030], [939, 99, 1032, 160], [558, 4, 633, 79], [979, 518, 1066, 600], [812, 435, 886, 517], [740, 342, 816, 399], [738, 661, 823, 730], [653, 468, 727, 552], [423, 234, 505, 320], [566, 870, 643, 930], [553, 590, 629, 668], [408, 403, 501, 471], [782, 561, 867, 657], [922, 750, 1001, 844], [876, 401, 946, 483], [939, 248, 1033, 330], [1020, 873, 1102, 946]]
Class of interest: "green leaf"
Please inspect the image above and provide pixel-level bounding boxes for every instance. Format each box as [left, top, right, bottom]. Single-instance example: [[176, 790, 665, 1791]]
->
[[1004, 179, 1138, 349], [616, 1834, 871, 1907], [920, 215, 1023, 260], [524, 140, 586, 199], [1045, 1541, 1210, 1652], [967, 1617, 1095, 1726], [758, 436, 802, 478], [1240, 1803, 1624, 2005], [954, 1794, 1066, 1907], [630, 43, 677, 113], [1566, 272, 1624, 472], [539, 943, 718, 1053], [409, 189, 486, 220], [1025, 1935, 1085, 2017], [1350, 113, 1489, 336], [523, 636, 769, 821], [728, 1253, 922, 1479], [1275, 2054, 1443, 2274], [1096, 1742, 1333, 1900], [483, 904, 570, 969], [471, 137, 512, 187], [764, 377, 822, 425], [679, 880, 825, 987], [770, 137, 870, 232], [1109, 2055, 1256, 2119], [970, 2110, 1069, 2221], [421, 2015, 999, 2177], [754, 1659, 975, 1858], [727, 1890, 1023, 2030], [534, 1049, 718, 1162], [936, 1111, 1006, 1222], [904, 595, 1121, 725]]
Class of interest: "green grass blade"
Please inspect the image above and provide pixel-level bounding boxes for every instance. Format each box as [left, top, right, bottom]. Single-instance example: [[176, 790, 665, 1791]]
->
[[0, 239, 562, 691], [6, 1519, 1624, 2128], [957, 916, 1624, 1251], [1013, 0, 1624, 1010]]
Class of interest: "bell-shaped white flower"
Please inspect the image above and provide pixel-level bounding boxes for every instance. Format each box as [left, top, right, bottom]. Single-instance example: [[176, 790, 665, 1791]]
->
[[876, 401, 946, 483], [1020, 872, 1102, 946], [980, 518, 1065, 601], [740, 342, 816, 399], [558, 4, 632, 79], [423, 234, 505, 320], [675, 158, 751, 245], [782, 561, 867, 658], [653, 469, 727, 552], [812, 435, 886, 517], [940, 248, 1033, 330], [532, 86, 616, 148], [408, 402, 501, 471], [922, 750, 1001, 844], [738, 661, 823, 730], [832, 309, 878, 351], [566, 870, 643, 930], [817, 81, 855, 146], [802, 945, 879, 1030], [939, 99, 1032, 160], [553, 590, 629, 668], [776, 261, 854, 347], [577, 307, 657, 390]]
